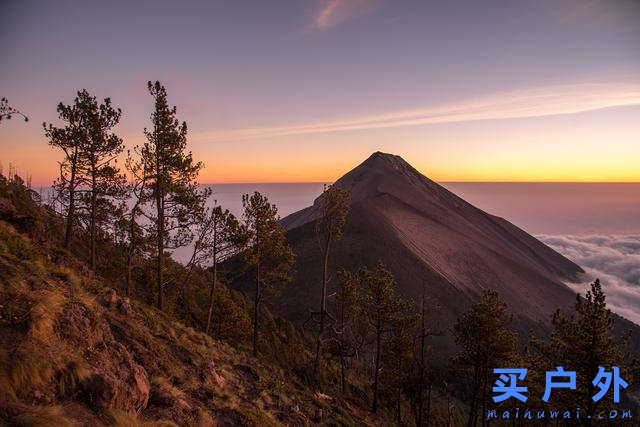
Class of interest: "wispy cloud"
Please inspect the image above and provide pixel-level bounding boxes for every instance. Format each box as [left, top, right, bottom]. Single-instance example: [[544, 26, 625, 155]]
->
[[310, 0, 378, 30], [192, 78, 640, 144], [540, 234, 640, 325]]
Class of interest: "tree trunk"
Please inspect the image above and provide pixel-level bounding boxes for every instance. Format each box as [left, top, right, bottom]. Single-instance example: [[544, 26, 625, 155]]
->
[[372, 311, 381, 413], [418, 285, 426, 426], [89, 161, 97, 270], [313, 238, 331, 378], [155, 153, 164, 310], [395, 357, 402, 423], [126, 256, 132, 296], [340, 298, 347, 394], [125, 194, 142, 297], [206, 244, 218, 334], [426, 382, 432, 427], [340, 355, 346, 394], [252, 260, 260, 356], [64, 149, 78, 249], [126, 220, 135, 297], [467, 365, 480, 427]]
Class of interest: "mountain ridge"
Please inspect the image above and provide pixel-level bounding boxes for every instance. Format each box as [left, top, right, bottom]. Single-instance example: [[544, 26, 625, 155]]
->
[[275, 152, 589, 349]]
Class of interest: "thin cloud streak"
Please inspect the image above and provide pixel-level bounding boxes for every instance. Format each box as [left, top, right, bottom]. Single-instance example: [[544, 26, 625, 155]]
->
[[311, 0, 377, 30], [193, 80, 640, 144]]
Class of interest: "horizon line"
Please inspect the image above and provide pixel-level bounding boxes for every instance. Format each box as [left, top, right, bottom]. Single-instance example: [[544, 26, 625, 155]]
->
[[196, 180, 640, 185], [26, 180, 640, 187]]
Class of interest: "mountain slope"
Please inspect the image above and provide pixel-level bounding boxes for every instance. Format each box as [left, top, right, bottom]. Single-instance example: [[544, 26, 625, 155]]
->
[[279, 152, 585, 347], [0, 218, 395, 426]]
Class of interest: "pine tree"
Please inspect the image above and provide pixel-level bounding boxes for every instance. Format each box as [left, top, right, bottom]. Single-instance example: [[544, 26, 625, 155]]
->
[[121, 150, 150, 297], [188, 203, 248, 334], [407, 284, 441, 427], [242, 191, 294, 356], [452, 290, 519, 427], [44, 90, 125, 266], [44, 94, 89, 249], [384, 299, 415, 423], [328, 269, 364, 394], [534, 279, 633, 423], [139, 81, 207, 310], [313, 185, 350, 378], [359, 261, 403, 413], [74, 90, 125, 270]]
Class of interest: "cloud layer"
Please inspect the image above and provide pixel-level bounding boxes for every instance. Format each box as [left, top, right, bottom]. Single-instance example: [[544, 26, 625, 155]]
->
[[540, 234, 640, 324], [193, 79, 640, 144]]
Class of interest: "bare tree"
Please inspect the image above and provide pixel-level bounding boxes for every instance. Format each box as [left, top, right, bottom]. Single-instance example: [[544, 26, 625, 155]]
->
[[312, 185, 350, 378], [187, 202, 248, 334]]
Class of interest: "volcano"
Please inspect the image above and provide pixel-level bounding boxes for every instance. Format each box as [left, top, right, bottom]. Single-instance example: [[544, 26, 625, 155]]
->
[[272, 152, 591, 347]]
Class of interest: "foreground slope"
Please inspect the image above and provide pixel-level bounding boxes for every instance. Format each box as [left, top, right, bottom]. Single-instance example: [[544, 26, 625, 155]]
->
[[0, 220, 385, 426], [280, 152, 585, 344]]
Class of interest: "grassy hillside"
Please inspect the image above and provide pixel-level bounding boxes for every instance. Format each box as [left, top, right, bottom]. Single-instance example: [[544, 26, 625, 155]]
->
[[0, 177, 383, 425], [0, 173, 469, 426]]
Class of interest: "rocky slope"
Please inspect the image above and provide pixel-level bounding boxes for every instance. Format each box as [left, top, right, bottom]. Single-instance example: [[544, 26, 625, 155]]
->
[[0, 220, 385, 426]]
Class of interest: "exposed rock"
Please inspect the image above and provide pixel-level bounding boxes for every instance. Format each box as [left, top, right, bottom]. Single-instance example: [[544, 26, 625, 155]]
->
[[56, 301, 109, 348], [81, 342, 150, 413], [100, 288, 133, 316], [202, 360, 225, 389]]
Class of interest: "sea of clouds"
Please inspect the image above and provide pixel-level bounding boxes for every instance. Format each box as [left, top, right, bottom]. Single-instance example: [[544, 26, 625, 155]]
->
[[539, 234, 640, 325]]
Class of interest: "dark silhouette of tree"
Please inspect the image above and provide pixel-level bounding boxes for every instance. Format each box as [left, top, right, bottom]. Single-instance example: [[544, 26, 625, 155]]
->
[[139, 81, 207, 310], [44, 94, 88, 249], [0, 97, 28, 123], [188, 203, 248, 334], [384, 298, 415, 424], [242, 191, 294, 356], [120, 150, 150, 297], [359, 261, 403, 413], [312, 184, 350, 378], [74, 90, 125, 270], [452, 290, 519, 427], [407, 284, 442, 427], [532, 279, 634, 424], [44, 90, 125, 267], [327, 269, 364, 394]]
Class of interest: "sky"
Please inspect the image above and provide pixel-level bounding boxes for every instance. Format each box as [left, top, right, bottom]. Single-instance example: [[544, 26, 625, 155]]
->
[[1, 0, 640, 185]]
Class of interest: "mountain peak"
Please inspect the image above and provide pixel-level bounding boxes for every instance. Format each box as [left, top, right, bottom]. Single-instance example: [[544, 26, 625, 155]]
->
[[360, 151, 416, 172], [282, 152, 443, 229], [280, 152, 585, 339], [332, 151, 439, 204]]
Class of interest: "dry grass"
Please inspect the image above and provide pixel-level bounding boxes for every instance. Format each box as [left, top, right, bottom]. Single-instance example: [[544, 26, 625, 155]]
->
[[12, 405, 73, 427], [151, 376, 187, 401], [0, 346, 52, 400], [194, 408, 214, 427], [106, 409, 179, 427], [56, 360, 89, 398], [27, 291, 66, 342], [49, 265, 80, 286], [0, 222, 36, 261], [0, 348, 15, 401]]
